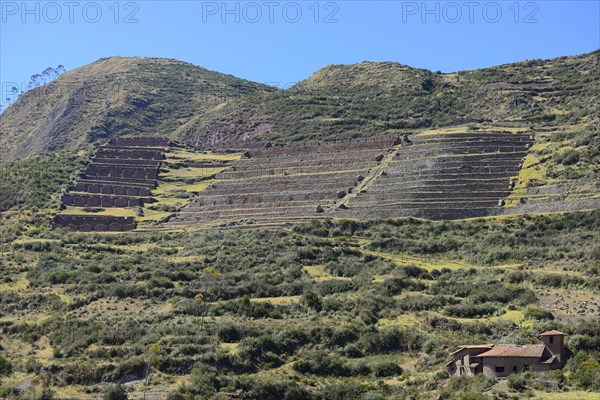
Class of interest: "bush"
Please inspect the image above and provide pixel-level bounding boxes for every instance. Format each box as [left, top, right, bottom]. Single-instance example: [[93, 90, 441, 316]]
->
[[344, 343, 363, 358], [373, 361, 402, 377], [507, 373, 529, 392], [569, 334, 600, 352], [0, 355, 12, 378], [359, 326, 424, 354], [39, 387, 56, 400], [301, 290, 322, 312], [217, 323, 242, 342], [568, 352, 600, 390], [557, 149, 580, 165], [319, 382, 364, 400], [444, 302, 501, 318], [293, 351, 351, 377], [524, 306, 554, 320], [104, 384, 128, 400]]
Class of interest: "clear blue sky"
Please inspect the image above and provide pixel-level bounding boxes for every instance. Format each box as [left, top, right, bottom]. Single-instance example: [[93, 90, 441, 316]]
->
[[1, 0, 599, 99]]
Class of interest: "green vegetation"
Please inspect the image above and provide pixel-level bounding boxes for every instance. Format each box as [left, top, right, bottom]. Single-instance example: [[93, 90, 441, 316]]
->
[[175, 51, 599, 149], [0, 57, 275, 161], [0, 209, 598, 398], [0, 50, 599, 399]]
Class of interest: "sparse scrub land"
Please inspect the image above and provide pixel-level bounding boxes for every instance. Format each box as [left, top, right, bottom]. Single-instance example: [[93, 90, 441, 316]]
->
[[1, 208, 599, 398]]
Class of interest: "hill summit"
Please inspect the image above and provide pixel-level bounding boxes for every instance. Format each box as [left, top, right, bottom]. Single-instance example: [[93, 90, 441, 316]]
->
[[0, 56, 275, 161]]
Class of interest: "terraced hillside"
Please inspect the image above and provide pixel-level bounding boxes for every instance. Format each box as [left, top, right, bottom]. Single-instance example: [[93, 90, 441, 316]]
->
[[52, 138, 240, 231], [338, 132, 533, 220], [167, 132, 575, 226], [53, 137, 171, 231]]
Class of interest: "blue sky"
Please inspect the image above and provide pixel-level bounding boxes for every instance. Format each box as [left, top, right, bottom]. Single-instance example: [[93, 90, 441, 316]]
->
[[1, 0, 599, 102]]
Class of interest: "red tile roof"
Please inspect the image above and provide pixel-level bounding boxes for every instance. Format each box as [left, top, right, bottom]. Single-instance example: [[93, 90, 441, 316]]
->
[[450, 345, 493, 355], [539, 330, 566, 336], [542, 355, 557, 365], [476, 344, 546, 358]]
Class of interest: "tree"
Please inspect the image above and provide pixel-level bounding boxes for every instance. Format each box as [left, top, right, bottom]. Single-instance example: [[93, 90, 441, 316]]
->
[[188, 293, 210, 328]]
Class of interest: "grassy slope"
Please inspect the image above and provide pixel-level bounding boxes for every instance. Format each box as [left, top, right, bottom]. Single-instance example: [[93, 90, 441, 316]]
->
[[175, 50, 599, 145], [0, 211, 598, 399], [0, 57, 276, 161], [0, 163, 599, 398]]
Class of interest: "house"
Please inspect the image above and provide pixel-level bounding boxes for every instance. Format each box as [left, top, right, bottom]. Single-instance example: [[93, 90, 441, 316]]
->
[[447, 330, 567, 378]]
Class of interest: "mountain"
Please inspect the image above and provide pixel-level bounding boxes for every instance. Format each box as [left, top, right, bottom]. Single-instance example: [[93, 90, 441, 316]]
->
[[175, 50, 599, 146], [1, 52, 598, 197], [0, 52, 599, 399], [0, 57, 276, 161]]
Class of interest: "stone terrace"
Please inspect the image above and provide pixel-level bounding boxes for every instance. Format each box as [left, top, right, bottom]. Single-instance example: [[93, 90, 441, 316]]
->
[[170, 137, 400, 226], [53, 137, 170, 232], [503, 179, 600, 215], [170, 132, 534, 226], [337, 132, 532, 220], [52, 215, 136, 232]]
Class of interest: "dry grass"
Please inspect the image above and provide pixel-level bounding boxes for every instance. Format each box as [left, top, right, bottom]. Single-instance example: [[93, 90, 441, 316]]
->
[[60, 206, 136, 217], [152, 181, 213, 195], [303, 265, 352, 282], [362, 249, 472, 271], [417, 127, 528, 136], [167, 150, 241, 162], [162, 166, 225, 179], [532, 391, 600, 400], [377, 313, 426, 329], [0, 273, 30, 292], [137, 209, 174, 223], [450, 309, 526, 324], [251, 295, 301, 305], [220, 342, 240, 354]]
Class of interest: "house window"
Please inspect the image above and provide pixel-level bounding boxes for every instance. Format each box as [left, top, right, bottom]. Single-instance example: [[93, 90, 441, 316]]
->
[[549, 337, 554, 344], [513, 366, 518, 372], [523, 364, 529, 371], [495, 366, 505, 373]]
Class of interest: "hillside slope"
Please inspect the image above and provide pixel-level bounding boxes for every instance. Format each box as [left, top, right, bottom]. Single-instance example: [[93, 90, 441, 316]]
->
[[175, 50, 599, 146], [0, 57, 276, 161]]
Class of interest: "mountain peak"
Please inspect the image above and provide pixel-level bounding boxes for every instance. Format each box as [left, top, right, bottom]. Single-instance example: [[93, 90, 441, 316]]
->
[[0, 57, 274, 161]]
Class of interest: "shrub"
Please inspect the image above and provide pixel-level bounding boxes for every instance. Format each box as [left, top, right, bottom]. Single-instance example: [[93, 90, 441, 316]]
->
[[293, 351, 351, 377], [217, 323, 242, 342], [301, 290, 322, 312], [444, 302, 501, 318], [319, 382, 363, 400], [557, 149, 580, 165], [104, 384, 128, 400], [359, 326, 424, 354], [373, 361, 402, 377], [507, 373, 529, 392], [0, 355, 12, 378], [568, 352, 600, 390], [39, 387, 56, 400], [344, 343, 363, 358], [524, 306, 555, 320]]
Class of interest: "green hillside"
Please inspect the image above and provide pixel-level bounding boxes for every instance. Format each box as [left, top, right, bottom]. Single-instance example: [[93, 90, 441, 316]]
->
[[1, 200, 599, 398], [0, 57, 276, 161], [175, 51, 599, 145], [0, 51, 599, 399]]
